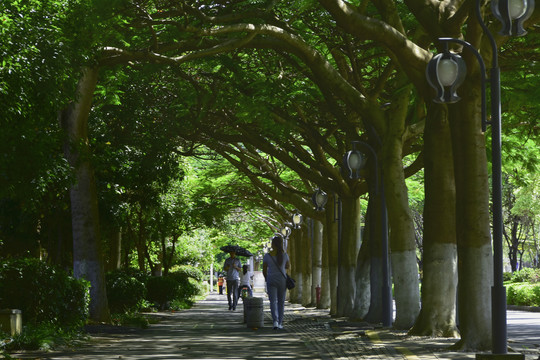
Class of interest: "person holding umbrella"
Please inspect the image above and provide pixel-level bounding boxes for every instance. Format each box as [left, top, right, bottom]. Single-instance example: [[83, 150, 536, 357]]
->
[[223, 248, 242, 310]]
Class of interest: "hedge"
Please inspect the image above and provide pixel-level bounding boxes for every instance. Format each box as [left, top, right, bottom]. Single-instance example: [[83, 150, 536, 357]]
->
[[506, 283, 540, 307], [0, 258, 89, 328]]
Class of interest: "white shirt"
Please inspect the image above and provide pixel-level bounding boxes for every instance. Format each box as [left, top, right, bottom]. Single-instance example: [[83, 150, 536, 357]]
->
[[239, 270, 253, 287]]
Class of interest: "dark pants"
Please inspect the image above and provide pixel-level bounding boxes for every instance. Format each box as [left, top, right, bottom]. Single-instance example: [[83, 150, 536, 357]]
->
[[218, 285, 223, 294], [226, 279, 239, 309]]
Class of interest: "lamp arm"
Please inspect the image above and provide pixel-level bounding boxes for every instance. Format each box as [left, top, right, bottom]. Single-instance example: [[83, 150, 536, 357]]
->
[[438, 38, 489, 131], [475, 0, 499, 68]]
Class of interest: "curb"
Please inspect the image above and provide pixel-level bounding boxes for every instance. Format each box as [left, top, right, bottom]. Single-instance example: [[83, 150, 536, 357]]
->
[[507, 305, 540, 312]]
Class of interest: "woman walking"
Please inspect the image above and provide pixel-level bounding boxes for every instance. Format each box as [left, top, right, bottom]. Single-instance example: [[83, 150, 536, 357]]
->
[[263, 235, 291, 330]]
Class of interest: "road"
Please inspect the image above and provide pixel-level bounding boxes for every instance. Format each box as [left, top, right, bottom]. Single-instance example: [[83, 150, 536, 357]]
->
[[508, 308, 540, 353]]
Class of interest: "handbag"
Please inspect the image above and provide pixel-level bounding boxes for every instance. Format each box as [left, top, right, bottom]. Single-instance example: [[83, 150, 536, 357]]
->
[[269, 254, 296, 290], [285, 274, 296, 290]]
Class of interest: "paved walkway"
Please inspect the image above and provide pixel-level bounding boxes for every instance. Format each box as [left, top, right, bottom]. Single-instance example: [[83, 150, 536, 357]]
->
[[8, 292, 540, 360]]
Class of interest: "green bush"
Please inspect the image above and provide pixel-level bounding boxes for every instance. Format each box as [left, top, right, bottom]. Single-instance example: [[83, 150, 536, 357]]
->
[[503, 272, 513, 282], [533, 286, 540, 304], [507, 283, 540, 307], [0, 258, 89, 328], [0, 322, 83, 351], [111, 311, 149, 328], [145, 268, 202, 310], [145, 275, 179, 309], [168, 270, 202, 300], [510, 268, 540, 283], [106, 269, 147, 313], [172, 265, 204, 281]]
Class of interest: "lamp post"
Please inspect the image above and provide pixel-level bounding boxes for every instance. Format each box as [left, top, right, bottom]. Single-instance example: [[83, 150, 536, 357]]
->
[[343, 140, 392, 327], [426, 0, 534, 353]]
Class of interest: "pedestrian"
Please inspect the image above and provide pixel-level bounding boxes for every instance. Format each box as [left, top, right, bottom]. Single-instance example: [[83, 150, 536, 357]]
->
[[263, 235, 290, 330], [223, 249, 242, 310], [238, 264, 254, 299], [217, 275, 224, 295]]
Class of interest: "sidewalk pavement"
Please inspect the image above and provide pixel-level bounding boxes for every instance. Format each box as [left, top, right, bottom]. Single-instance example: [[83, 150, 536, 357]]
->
[[8, 291, 540, 360]]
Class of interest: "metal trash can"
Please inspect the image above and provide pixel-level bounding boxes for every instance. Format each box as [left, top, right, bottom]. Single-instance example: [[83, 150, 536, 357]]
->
[[244, 297, 264, 329]]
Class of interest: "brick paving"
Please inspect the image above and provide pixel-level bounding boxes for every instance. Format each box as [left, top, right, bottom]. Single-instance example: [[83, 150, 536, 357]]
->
[[275, 300, 539, 360], [7, 292, 540, 360]]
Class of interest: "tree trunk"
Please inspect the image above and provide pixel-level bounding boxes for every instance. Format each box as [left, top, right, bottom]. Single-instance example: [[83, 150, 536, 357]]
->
[[107, 227, 122, 272], [301, 227, 312, 307], [135, 209, 146, 271], [163, 233, 178, 276], [450, 87, 493, 351], [60, 66, 110, 323], [325, 200, 339, 315], [379, 82, 420, 329], [384, 146, 420, 329], [354, 233, 371, 319], [290, 229, 302, 304], [318, 218, 330, 309], [409, 104, 459, 337], [337, 196, 362, 317], [311, 219, 323, 307], [364, 193, 384, 323]]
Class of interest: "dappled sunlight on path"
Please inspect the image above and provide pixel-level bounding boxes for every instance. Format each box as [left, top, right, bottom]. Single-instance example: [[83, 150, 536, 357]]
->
[[10, 293, 319, 360], [8, 293, 540, 359]]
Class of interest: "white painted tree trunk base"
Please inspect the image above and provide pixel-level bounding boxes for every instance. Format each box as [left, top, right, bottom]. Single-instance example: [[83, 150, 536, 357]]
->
[[392, 250, 420, 329], [410, 243, 458, 337]]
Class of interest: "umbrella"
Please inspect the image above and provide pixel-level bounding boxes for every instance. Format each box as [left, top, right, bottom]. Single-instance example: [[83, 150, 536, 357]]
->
[[234, 247, 253, 257], [220, 245, 253, 257]]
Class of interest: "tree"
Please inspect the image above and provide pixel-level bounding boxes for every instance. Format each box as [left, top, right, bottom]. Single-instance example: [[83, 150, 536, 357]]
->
[[60, 66, 111, 323], [6, 0, 539, 348]]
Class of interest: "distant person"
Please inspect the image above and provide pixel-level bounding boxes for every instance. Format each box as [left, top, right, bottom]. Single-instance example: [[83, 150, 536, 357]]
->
[[223, 250, 242, 310], [217, 276, 224, 295], [263, 235, 290, 330], [238, 264, 254, 299]]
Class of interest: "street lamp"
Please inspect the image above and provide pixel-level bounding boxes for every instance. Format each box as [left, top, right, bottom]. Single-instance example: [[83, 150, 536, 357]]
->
[[343, 141, 392, 327], [280, 224, 292, 239], [312, 188, 328, 211], [343, 145, 366, 179], [425, 50, 467, 104], [426, 0, 533, 354], [492, 0, 535, 36], [291, 212, 303, 229]]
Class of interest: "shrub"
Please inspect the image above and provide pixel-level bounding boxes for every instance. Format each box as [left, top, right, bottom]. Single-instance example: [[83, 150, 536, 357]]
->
[[506, 283, 540, 307], [0, 322, 83, 352], [111, 311, 149, 328], [145, 268, 202, 310], [168, 270, 202, 300], [145, 275, 179, 309], [510, 267, 540, 283], [503, 272, 513, 282], [106, 269, 147, 313], [172, 265, 204, 281], [533, 286, 540, 305], [0, 258, 89, 328], [170, 298, 194, 310]]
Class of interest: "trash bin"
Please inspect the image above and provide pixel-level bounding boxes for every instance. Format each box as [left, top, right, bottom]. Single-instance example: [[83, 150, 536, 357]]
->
[[244, 297, 264, 329]]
